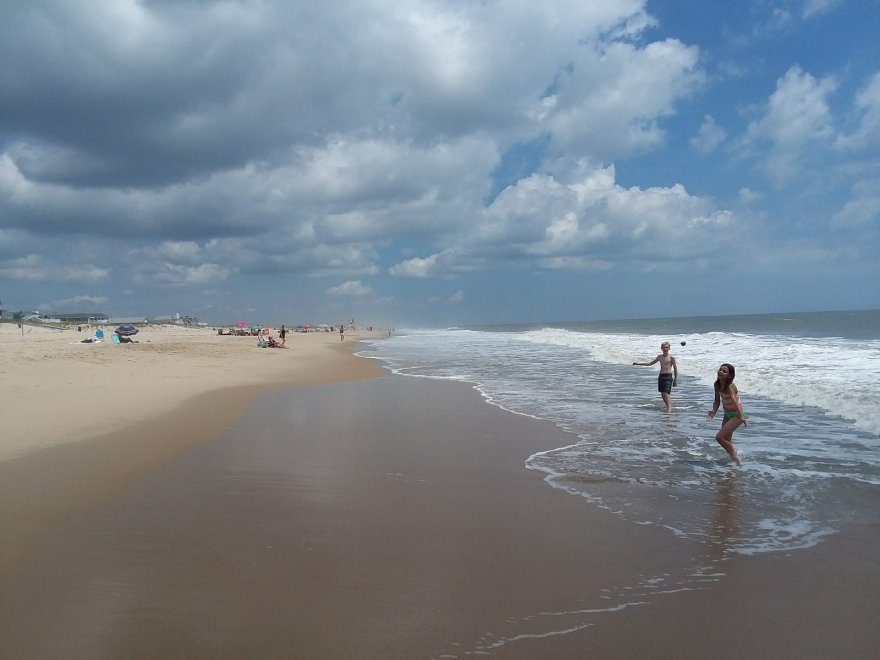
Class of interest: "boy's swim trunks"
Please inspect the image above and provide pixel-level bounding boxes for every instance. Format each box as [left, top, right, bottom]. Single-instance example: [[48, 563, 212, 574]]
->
[[658, 373, 674, 394]]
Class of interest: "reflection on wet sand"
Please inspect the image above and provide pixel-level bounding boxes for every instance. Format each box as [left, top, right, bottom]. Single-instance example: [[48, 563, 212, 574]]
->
[[707, 471, 740, 561]]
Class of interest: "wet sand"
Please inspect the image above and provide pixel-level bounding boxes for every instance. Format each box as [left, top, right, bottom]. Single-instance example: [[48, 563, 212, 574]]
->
[[1, 377, 878, 658]]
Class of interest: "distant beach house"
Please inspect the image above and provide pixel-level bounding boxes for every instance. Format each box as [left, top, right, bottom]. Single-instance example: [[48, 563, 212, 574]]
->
[[0, 308, 43, 323], [0, 308, 201, 326], [47, 312, 110, 325]]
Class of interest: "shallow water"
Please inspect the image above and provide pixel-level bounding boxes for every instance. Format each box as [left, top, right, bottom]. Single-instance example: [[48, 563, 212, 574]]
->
[[361, 310, 880, 556]]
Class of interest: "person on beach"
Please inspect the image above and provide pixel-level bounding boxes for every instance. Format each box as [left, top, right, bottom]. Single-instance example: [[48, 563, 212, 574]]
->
[[279, 325, 287, 346], [707, 363, 746, 465], [339, 324, 344, 341], [633, 341, 678, 412]]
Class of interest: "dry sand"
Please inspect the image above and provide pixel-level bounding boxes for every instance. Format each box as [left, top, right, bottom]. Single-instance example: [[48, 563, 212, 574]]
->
[[0, 322, 384, 464]]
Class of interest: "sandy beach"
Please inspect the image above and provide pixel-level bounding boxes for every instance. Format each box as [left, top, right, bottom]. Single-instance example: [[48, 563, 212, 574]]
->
[[1, 324, 877, 658], [0, 323, 384, 464], [0, 323, 384, 572]]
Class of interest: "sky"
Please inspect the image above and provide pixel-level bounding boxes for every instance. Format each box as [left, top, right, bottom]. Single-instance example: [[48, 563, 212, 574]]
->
[[1, 0, 878, 327]]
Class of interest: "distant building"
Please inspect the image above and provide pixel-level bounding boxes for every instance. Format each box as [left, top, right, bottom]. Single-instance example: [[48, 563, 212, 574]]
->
[[0, 310, 49, 324], [47, 312, 110, 325], [149, 313, 201, 326], [1, 310, 202, 326]]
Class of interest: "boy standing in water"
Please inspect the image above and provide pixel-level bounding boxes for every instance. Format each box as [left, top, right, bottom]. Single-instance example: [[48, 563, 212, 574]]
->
[[633, 341, 678, 412]]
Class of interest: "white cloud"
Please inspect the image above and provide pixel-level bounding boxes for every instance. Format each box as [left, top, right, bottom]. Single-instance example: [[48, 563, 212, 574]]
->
[[0, 254, 109, 283], [1, 1, 876, 321], [837, 72, 880, 152], [448, 289, 464, 304], [540, 38, 705, 159], [389, 254, 440, 278], [327, 280, 375, 298], [148, 263, 231, 287], [738, 188, 764, 204], [391, 163, 732, 277], [832, 184, 880, 231], [60, 265, 111, 283], [691, 115, 727, 153], [152, 241, 203, 262], [802, 0, 842, 19], [0, 255, 51, 281], [743, 66, 837, 185], [0, 0, 717, 298]]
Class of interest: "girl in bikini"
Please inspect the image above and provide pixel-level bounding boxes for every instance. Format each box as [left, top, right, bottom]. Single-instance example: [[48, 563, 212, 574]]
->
[[707, 363, 746, 465]]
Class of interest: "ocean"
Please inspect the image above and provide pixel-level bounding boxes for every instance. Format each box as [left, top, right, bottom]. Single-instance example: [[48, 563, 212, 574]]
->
[[360, 310, 880, 558]]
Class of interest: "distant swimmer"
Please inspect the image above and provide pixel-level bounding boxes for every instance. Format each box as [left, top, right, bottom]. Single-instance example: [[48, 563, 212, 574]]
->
[[633, 341, 678, 412], [707, 363, 746, 465]]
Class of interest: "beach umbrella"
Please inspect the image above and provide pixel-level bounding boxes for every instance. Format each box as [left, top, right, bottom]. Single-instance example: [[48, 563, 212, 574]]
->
[[115, 324, 139, 336], [235, 321, 248, 329]]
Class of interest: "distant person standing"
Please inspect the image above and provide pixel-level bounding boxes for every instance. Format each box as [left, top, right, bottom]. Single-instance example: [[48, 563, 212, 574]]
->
[[279, 324, 287, 346], [707, 363, 746, 465], [633, 341, 678, 412], [339, 324, 345, 341]]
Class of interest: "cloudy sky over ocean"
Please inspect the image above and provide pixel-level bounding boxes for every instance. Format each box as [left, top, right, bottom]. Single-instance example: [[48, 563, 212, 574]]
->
[[1, 1, 878, 326]]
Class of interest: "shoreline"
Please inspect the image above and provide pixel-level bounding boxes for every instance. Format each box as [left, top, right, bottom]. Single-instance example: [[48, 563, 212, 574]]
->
[[0, 323, 385, 464], [0, 324, 386, 571], [2, 327, 877, 657]]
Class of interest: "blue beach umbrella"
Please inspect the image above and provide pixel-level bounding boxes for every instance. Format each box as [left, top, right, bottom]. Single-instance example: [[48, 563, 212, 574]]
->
[[114, 324, 139, 336]]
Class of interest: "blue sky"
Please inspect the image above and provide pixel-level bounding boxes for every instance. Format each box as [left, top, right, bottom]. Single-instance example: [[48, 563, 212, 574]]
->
[[1, 0, 878, 327]]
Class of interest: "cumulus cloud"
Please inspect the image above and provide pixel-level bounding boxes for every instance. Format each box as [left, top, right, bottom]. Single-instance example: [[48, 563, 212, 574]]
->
[[391, 163, 732, 277], [1, 1, 875, 321], [0, 254, 109, 283], [539, 38, 705, 159], [832, 180, 880, 232], [389, 254, 441, 278], [0, 0, 715, 303], [743, 66, 837, 185], [738, 188, 764, 204], [691, 115, 727, 153], [327, 280, 375, 298], [802, 0, 842, 19], [832, 196, 879, 231], [836, 72, 880, 152], [148, 263, 232, 287]]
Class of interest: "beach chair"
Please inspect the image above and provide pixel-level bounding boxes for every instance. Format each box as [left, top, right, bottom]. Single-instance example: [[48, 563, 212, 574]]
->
[[111, 333, 121, 345], [257, 336, 269, 348], [94, 328, 105, 342]]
